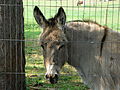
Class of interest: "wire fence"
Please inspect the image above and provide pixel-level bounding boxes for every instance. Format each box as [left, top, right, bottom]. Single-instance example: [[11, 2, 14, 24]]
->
[[0, 0, 120, 89], [23, 0, 120, 89]]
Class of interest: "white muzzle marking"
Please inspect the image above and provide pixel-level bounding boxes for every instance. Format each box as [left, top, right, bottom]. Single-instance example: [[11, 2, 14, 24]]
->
[[45, 64, 60, 78]]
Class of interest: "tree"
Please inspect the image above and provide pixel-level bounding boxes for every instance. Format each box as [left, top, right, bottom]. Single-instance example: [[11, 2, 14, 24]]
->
[[0, 0, 25, 90]]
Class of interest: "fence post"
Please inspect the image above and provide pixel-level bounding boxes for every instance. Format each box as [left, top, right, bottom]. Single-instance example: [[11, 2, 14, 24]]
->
[[0, 0, 25, 90]]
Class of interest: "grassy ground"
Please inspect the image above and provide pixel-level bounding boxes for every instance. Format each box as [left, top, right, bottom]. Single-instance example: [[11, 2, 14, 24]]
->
[[24, 0, 120, 89], [25, 54, 88, 90]]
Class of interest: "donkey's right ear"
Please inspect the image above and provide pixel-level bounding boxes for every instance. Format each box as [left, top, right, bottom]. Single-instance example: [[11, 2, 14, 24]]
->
[[33, 6, 47, 28]]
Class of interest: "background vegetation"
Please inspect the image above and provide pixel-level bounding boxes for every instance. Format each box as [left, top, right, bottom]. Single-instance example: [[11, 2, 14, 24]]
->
[[23, 0, 120, 89]]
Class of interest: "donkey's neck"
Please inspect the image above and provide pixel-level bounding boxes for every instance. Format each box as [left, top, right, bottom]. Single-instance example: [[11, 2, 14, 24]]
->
[[64, 21, 105, 70], [63, 21, 107, 87]]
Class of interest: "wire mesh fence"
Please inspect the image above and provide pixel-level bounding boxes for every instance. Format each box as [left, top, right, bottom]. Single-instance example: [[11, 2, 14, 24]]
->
[[24, 0, 120, 89], [0, 0, 120, 90]]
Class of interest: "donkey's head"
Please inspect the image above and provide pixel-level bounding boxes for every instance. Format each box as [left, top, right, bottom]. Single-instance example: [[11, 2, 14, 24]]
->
[[34, 6, 68, 84]]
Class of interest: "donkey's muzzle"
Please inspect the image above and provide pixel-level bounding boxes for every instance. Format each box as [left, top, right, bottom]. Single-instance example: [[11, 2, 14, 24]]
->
[[45, 74, 58, 84]]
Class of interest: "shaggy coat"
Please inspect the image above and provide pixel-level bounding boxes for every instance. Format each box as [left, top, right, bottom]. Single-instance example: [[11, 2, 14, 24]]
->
[[34, 6, 120, 90]]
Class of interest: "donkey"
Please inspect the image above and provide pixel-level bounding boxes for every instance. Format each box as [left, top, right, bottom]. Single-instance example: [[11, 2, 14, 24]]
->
[[77, 1, 83, 6], [34, 6, 120, 90]]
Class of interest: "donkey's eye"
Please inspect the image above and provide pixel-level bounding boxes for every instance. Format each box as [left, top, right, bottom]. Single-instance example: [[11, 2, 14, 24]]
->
[[41, 45, 44, 49], [58, 45, 64, 50]]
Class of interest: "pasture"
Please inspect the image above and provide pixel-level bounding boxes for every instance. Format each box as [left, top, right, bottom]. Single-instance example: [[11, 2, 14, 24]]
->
[[24, 0, 120, 89]]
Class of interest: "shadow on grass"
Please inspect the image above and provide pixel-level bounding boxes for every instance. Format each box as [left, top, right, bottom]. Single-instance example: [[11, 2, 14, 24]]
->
[[26, 75, 89, 90], [25, 66, 45, 71], [25, 62, 89, 90]]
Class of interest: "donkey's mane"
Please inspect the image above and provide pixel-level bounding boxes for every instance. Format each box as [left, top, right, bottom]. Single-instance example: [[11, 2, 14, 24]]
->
[[67, 20, 102, 27]]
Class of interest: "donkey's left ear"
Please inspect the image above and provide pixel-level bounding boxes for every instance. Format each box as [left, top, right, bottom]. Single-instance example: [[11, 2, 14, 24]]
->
[[33, 6, 47, 28], [54, 7, 66, 27]]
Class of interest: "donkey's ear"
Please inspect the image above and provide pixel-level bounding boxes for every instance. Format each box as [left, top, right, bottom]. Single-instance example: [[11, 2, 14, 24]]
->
[[54, 7, 66, 27], [33, 6, 47, 28]]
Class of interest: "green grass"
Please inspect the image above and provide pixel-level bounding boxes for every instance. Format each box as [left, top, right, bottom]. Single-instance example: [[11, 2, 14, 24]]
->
[[24, 0, 120, 30], [24, 0, 120, 89]]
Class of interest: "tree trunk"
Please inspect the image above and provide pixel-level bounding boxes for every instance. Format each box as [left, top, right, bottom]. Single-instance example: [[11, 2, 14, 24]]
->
[[0, 0, 25, 90]]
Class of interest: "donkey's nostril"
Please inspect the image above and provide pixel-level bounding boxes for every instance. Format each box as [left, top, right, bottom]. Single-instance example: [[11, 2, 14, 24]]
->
[[49, 74, 58, 84], [45, 74, 59, 84], [45, 74, 49, 79], [55, 74, 58, 80]]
